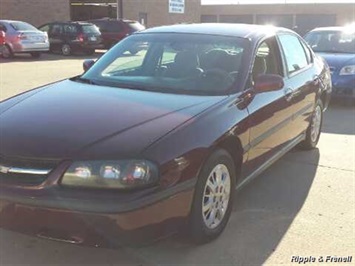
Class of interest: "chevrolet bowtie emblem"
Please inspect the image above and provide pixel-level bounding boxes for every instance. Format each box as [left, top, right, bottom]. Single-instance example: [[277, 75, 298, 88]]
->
[[0, 165, 11, 174]]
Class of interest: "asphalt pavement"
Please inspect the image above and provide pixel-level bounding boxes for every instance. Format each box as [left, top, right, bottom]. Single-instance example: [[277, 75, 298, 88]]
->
[[0, 53, 354, 265]]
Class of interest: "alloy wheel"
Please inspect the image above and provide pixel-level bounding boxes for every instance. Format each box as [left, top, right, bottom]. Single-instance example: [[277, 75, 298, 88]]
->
[[202, 164, 231, 229], [61, 44, 71, 56], [2, 45, 12, 58], [311, 105, 322, 143]]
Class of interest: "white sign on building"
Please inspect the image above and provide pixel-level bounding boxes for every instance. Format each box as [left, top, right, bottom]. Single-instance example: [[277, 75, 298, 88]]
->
[[169, 0, 185, 14]]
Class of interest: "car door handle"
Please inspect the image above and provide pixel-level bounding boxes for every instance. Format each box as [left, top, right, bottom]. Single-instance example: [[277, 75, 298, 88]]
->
[[284, 88, 294, 101]]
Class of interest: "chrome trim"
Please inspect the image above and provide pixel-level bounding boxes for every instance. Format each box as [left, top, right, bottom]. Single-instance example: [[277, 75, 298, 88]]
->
[[0, 165, 51, 175], [37, 233, 83, 244]]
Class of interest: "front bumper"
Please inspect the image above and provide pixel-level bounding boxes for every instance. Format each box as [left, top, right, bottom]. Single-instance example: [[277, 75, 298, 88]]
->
[[0, 179, 195, 247], [331, 75, 355, 99]]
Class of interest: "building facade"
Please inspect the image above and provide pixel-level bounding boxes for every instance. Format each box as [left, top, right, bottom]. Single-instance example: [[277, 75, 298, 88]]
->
[[0, 0, 353, 34], [0, 0, 70, 27], [121, 0, 201, 28], [201, 3, 355, 35]]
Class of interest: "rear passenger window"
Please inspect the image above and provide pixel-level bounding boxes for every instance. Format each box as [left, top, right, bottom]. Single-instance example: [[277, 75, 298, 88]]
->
[[64, 25, 78, 34], [106, 21, 123, 32], [50, 24, 63, 34], [278, 34, 309, 75], [252, 37, 283, 81]]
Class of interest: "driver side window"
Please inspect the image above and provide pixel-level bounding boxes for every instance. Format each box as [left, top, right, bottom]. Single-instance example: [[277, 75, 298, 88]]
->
[[252, 37, 283, 82]]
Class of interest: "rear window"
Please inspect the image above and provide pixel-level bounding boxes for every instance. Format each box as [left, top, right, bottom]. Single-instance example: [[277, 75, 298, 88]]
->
[[10, 22, 37, 31], [82, 25, 100, 34], [127, 22, 145, 32]]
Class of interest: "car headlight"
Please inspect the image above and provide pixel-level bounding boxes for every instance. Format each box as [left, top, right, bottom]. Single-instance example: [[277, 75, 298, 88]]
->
[[339, 65, 355, 75], [61, 160, 159, 189]]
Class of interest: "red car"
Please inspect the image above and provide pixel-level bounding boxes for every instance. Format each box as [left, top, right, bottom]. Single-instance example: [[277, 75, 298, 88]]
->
[[88, 18, 145, 52], [0, 24, 331, 247], [0, 30, 5, 44], [0, 30, 6, 55]]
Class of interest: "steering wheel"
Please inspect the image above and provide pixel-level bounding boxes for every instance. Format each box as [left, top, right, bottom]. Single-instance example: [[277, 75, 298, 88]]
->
[[203, 69, 234, 83]]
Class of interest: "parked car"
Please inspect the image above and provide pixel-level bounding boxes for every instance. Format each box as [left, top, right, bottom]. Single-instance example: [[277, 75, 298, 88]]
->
[[305, 26, 355, 100], [88, 18, 145, 52], [0, 20, 49, 58], [38, 21, 103, 55], [0, 30, 5, 55], [0, 24, 331, 246]]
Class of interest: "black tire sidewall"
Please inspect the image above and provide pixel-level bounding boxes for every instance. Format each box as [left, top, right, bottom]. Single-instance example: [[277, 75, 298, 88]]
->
[[189, 149, 236, 243], [61, 44, 71, 56], [2, 44, 13, 58], [302, 99, 324, 149]]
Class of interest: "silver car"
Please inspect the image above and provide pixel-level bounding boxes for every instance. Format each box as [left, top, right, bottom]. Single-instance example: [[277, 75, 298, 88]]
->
[[0, 20, 49, 58]]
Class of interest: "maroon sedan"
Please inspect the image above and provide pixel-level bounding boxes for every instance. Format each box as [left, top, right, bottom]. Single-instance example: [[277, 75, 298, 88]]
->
[[0, 24, 331, 247]]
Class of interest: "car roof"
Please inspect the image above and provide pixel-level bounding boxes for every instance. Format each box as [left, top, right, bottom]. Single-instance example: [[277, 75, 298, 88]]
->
[[89, 18, 139, 23], [310, 26, 355, 33], [48, 21, 94, 26], [141, 23, 294, 40], [0, 20, 30, 24], [311, 26, 346, 32]]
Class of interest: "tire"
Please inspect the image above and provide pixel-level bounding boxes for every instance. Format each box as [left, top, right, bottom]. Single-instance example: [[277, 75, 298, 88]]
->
[[30, 52, 41, 58], [61, 44, 71, 56], [1, 44, 13, 59], [188, 149, 236, 244], [300, 99, 323, 150]]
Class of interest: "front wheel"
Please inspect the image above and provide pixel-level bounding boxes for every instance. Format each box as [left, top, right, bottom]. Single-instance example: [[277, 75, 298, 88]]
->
[[1, 44, 13, 58], [188, 149, 236, 244], [61, 44, 71, 56], [300, 99, 323, 150]]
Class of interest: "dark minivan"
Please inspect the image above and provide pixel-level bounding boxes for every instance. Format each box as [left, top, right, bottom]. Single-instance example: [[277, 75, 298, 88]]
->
[[38, 21, 103, 55], [88, 18, 145, 52]]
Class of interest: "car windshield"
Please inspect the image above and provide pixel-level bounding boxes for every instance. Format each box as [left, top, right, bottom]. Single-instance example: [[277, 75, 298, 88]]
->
[[10, 21, 37, 31], [82, 33, 248, 95], [304, 30, 355, 53], [82, 24, 100, 34]]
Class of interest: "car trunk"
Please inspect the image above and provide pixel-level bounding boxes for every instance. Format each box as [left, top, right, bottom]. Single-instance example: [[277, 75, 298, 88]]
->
[[17, 31, 47, 43]]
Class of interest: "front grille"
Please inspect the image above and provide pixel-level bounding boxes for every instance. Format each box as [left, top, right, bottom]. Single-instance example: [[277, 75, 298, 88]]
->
[[333, 87, 355, 96], [0, 156, 59, 186]]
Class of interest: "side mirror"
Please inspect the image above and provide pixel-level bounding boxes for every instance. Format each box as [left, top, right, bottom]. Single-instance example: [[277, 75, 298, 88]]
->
[[83, 59, 95, 72], [254, 74, 284, 93]]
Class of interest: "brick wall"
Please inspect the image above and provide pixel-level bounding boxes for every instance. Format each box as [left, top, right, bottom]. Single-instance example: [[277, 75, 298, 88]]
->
[[0, 0, 70, 27], [122, 0, 201, 28]]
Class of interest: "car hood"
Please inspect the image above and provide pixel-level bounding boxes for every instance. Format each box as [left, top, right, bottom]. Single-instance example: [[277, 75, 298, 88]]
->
[[317, 52, 355, 72], [0, 80, 227, 160]]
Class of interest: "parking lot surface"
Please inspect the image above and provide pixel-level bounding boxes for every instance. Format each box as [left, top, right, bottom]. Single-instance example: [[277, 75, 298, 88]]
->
[[0, 53, 354, 265]]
